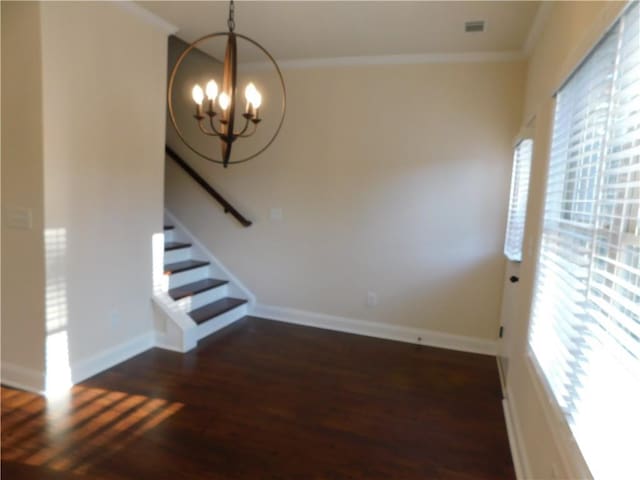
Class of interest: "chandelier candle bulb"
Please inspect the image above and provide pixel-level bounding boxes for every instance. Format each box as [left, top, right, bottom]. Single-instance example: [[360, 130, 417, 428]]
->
[[191, 84, 204, 117], [218, 92, 230, 111], [252, 90, 262, 109], [205, 80, 218, 100], [244, 83, 257, 116]]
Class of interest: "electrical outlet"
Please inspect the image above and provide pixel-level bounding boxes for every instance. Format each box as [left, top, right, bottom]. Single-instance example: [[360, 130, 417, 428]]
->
[[366, 291, 378, 307]]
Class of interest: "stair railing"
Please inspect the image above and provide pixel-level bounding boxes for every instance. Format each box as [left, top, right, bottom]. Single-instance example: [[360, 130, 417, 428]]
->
[[165, 145, 252, 227]]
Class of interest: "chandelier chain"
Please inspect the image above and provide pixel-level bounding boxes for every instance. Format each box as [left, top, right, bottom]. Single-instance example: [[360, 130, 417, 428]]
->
[[227, 0, 236, 32]]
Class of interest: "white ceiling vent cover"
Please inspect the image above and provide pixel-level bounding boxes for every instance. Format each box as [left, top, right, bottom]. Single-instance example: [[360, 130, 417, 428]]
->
[[465, 21, 486, 33]]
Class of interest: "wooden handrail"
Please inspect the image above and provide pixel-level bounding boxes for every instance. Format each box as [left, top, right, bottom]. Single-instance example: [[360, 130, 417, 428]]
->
[[165, 145, 252, 227]]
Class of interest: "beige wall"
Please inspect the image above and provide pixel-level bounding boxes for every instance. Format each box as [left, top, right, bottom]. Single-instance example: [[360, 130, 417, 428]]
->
[[39, 1, 168, 367], [166, 54, 525, 340], [1, 1, 47, 387], [504, 1, 627, 478]]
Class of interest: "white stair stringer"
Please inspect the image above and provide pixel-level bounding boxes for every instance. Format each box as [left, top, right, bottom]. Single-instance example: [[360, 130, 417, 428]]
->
[[152, 291, 199, 352], [151, 209, 255, 353]]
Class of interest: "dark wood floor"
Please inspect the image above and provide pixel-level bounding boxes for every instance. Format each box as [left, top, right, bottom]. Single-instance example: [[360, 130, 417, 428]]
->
[[2, 317, 514, 479]]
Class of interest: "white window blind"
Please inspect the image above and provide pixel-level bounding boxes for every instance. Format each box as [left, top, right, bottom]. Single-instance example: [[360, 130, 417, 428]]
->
[[529, 2, 640, 479], [504, 139, 533, 262]]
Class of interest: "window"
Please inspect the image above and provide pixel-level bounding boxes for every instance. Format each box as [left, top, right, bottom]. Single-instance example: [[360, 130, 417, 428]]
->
[[504, 139, 533, 262], [528, 3, 639, 479]]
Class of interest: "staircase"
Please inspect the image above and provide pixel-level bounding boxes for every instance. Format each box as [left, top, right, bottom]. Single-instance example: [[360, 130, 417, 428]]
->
[[153, 213, 253, 352]]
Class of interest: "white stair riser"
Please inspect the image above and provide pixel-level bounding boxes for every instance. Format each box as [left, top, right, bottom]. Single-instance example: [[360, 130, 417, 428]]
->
[[164, 229, 176, 242], [164, 246, 192, 264], [174, 284, 230, 312], [166, 266, 210, 289], [196, 304, 248, 340]]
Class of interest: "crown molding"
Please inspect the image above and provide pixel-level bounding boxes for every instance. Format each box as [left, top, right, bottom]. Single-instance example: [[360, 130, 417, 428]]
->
[[118, 1, 178, 35], [240, 50, 525, 72]]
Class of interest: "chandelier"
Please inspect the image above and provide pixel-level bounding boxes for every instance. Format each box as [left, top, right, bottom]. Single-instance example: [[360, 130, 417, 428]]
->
[[168, 0, 286, 167]]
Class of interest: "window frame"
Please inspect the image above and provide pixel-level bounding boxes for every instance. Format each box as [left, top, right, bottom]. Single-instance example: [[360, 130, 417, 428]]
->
[[504, 136, 534, 263]]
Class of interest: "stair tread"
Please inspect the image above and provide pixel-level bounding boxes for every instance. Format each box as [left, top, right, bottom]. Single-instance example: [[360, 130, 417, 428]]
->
[[169, 278, 229, 300], [189, 297, 248, 325], [164, 225, 175, 230], [164, 259, 209, 275], [165, 241, 192, 251]]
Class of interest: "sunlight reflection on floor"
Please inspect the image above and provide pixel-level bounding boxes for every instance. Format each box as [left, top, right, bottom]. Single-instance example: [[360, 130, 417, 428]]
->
[[1, 385, 183, 475]]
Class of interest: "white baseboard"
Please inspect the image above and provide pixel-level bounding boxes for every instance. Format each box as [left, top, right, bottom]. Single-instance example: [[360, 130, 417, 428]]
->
[[497, 357, 507, 392], [503, 392, 532, 479], [2, 334, 154, 393], [71, 332, 155, 384], [1, 362, 46, 393], [251, 304, 497, 356], [522, 356, 591, 479], [154, 334, 188, 353]]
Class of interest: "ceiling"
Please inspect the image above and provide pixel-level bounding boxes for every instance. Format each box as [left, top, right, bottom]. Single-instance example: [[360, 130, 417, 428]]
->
[[140, 1, 541, 62]]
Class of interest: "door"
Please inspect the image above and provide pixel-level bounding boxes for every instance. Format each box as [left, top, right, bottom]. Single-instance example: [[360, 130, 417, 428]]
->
[[497, 132, 534, 387], [498, 261, 521, 385]]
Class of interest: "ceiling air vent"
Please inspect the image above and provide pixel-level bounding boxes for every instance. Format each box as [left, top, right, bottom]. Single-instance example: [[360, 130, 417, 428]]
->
[[465, 21, 485, 33]]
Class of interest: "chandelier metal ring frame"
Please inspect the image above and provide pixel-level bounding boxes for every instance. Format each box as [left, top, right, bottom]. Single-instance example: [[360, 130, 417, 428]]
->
[[167, 32, 287, 166]]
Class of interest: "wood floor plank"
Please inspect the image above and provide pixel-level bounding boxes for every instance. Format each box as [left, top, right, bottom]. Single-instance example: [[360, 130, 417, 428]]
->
[[1, 317, 514, 479]]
